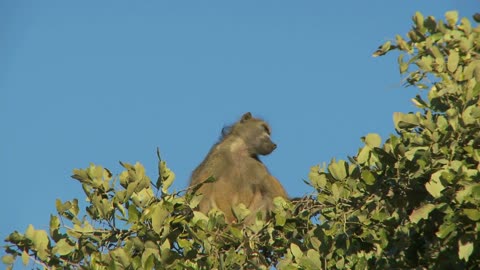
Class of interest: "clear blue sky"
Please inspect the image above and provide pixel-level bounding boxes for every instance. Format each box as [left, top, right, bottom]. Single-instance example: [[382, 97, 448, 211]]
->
[[1, 0, 476, 264]]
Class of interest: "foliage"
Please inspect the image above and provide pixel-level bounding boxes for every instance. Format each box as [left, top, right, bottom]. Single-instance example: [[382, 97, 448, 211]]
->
[[367, 10, 480, 269], [3, 11, 480, 269], [2, 158, 320, 269]]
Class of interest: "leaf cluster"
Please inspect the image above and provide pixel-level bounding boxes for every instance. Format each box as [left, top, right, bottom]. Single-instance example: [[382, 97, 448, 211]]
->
[[2, 159, 322, 269]]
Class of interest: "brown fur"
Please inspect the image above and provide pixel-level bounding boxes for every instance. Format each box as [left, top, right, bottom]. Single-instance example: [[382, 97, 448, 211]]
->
[[189, 112, 287, 223]]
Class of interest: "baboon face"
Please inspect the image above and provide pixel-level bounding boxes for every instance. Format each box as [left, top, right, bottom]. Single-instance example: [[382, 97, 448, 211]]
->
[[237, 112, 277, 156]]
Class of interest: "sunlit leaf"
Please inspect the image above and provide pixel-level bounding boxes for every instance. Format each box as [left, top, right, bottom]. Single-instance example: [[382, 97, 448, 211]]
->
[[21, 251, 29, 266], [53, 239, 75, 256], [436, 222, 456, 239], [425, 172, 445, 198], [445, 10, 458, 27], [361, 170, 375, 185], [447, 50, 459, 73], [2, 255, 14, 265], [160, 238, 171, 259], [152, 203, 169, 234], [160, 161, 175, 193], [111, 248, 131, 267], [309, 165, 327, 189], [290, 243, 303, 259], [413, 11, 424, 29], [463, 209, 480, 221], [49, 215, 60, 238], [31, 230, 49, 260], [372, 41, 391, 57], [331, 183, 340, 201], [364, 133, 381, 148], [393, 112, 419, 129], [328, 160, 347, 181], [357, 146, 370, 164], [232, 203, 250, 222], [409, 204, 435, 223], [458, 240, 474, 262]]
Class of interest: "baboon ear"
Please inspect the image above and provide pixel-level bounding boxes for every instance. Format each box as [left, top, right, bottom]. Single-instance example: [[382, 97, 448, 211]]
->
[[240, 112, 252, 122]]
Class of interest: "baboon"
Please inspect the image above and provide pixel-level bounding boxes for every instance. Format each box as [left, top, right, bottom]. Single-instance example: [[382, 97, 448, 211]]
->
[[189, 112, 288, 223]]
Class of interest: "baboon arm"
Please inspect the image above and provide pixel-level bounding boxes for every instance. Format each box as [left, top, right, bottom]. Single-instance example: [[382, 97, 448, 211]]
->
[[242, 190, 268, 223], [268, 175, 288, 198], [192, 170, 244, 222]]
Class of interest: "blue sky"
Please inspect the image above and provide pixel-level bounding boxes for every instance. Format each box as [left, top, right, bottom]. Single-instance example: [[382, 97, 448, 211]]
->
[[1, 0, 477, 264]]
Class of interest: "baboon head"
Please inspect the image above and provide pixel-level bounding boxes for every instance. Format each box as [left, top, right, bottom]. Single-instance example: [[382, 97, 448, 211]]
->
[[227, 112, 277, 156]]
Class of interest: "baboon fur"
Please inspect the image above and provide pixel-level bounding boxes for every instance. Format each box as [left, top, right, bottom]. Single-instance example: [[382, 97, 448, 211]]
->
[[189, 112, 287, 223]]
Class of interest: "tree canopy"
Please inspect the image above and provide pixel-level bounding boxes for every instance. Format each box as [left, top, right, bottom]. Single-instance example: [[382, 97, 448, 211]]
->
[[3, 11, 480, 269]]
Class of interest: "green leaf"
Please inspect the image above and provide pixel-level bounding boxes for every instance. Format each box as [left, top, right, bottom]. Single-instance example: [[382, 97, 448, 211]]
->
[[447, 50, 459, 73], [361, 170, 375, 185], [25, 224, 35, 239], [188, 193, 203, 209], [142, 242, 160, 268], [49, 215, 60, 237], [475, 64, 480, 82], [232, 203, 251, 222], [229, 226, 243, 240], [53, 239, 75, 256], [116, 203, 127, 218], [364, 133, 381, 148], [160, 161, 175, 193], [33, 230, 49, 260], [309, 166, 327, 189], [128, 204, 140, 223], [458, 240, 474, 262], [398, 54, 409, 73], [413, 11, 424, 29], [192, 211, 208, 224], [405, 146, 427, 161], [412, 95, 428, 108], [160, 238, 171, 258], [393, 112, 419, 129], [456, 184, 480, 203], [460, 17, 472, 34], [409, 204, 435, 223], [290, 243, 303, 259], [55, 199, 72, 213], [372, 41, 391, 57], [436, 222, 456, 239], [463, 209, 480, 221], [425, 172, 445, 198], [143, 254, 154, 270], [464, 60, 479, 80], [111, 248, 131, 267], [306, 249, 322, 268], [21, 251, 29, 266], [331, 183, 340, 201], [177, 238, 191, 250], [152, 204, 169, 234], [445, 10, 458, 27], [132, 188, 154, 208], [356, 146, 370, 164], [71, 168, 89, 183], [71, 199, 79, 217], [2, 255, 14, 265], [328, 160, 347, 181], [336, 257, 345, 269], [275, 211, 287, 227]]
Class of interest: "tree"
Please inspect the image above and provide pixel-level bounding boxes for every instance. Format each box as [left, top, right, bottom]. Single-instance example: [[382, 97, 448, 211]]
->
[[3, 11, 480, 269]]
